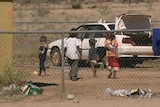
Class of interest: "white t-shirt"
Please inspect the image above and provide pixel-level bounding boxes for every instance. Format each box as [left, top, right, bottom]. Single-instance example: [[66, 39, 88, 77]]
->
[[64, 37, 81, 60]]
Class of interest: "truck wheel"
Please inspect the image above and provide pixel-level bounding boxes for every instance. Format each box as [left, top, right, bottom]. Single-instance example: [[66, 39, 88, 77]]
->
[[50, 48, 61, 66]]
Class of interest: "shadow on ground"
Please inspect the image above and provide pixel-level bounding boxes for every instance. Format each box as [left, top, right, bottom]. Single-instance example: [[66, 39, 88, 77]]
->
[[29, 81, 58, 87]]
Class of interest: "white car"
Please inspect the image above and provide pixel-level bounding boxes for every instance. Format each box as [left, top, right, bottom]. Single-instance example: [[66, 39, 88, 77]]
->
[[47, 14, 154, 67]]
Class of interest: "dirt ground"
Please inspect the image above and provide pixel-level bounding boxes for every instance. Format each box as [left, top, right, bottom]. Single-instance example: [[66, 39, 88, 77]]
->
[[1, 1, 158, 106], [1, 98, 160, 107], [1, 60, 160, 107]]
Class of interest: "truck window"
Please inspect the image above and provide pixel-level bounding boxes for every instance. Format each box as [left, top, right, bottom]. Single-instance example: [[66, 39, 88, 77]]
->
[[76, 25, 88, 39], [87, 25, 106, 38], [108, 24, 115, 30], [76, 25, 107, 39], [88, 25, 106, 38]]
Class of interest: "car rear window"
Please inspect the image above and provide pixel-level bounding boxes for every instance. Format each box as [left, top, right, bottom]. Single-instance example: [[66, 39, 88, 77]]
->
[[108, 24, 115, 30], [87, 25, 106, 30]]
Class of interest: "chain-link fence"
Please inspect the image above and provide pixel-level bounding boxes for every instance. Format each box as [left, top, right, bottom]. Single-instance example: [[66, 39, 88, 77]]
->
[[1, 29, 160, 101]]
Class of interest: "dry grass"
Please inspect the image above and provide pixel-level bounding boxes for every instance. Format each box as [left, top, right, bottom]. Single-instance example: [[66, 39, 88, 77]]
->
[[13, 2, 160, 31], [12, 2, 160, 66], [3, 65, 160, 103], [1, 2, 160, 103], [14, 2, 160, 21]]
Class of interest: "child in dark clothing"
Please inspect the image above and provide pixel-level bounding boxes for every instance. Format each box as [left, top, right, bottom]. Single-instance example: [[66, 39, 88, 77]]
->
[[88, 38, 98, 78], [38, 35, 48, 76]]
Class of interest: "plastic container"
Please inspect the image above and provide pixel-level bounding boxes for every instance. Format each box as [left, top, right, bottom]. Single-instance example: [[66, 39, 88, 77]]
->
[[27, 83, 43, 95]]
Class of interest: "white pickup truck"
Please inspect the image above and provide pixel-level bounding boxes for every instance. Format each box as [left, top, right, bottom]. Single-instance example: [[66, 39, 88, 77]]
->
[[47, 14, 154, 67]]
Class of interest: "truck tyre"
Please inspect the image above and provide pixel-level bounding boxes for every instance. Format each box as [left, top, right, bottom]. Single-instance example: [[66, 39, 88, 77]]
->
[[51, 47, 61, 66]]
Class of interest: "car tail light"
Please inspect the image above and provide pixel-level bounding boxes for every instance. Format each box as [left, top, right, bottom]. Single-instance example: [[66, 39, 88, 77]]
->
[[122, 37, 131, 43]]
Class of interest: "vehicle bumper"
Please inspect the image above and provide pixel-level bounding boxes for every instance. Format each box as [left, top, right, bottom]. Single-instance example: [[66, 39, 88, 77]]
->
[[118, 46, 153, 55]]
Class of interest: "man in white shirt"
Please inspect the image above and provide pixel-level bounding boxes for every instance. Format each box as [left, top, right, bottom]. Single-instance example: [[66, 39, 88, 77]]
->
[[64, 28, 81, 81]]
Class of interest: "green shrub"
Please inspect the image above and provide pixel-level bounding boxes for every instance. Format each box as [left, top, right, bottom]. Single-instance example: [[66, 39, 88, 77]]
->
[[0, 67, 27, 86], [72, 2, 82, 9]]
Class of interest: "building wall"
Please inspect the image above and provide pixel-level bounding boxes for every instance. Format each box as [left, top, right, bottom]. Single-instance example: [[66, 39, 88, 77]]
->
[[0, 1, 13, 72]]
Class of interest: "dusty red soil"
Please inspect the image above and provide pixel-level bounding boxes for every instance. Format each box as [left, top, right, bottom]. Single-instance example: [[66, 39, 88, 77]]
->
[[1, 61, 160, 107]]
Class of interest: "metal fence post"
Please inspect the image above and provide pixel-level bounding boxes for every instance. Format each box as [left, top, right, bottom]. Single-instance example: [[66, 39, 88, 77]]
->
[[26, 22, 30, 49], [61, 32, 65, 99]]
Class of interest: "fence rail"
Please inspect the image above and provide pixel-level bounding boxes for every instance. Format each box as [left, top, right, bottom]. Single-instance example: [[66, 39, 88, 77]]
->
[[13, 21, 160, 32], [13, 20, 160, 23], [0, 29, 153, 34]]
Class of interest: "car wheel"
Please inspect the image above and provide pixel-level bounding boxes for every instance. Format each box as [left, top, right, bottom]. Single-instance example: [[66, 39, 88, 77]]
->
[[50, 47, 61, 66]]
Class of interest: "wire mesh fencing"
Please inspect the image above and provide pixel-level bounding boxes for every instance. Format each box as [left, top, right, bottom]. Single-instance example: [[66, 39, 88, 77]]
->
[[1, 30, 160, 101]]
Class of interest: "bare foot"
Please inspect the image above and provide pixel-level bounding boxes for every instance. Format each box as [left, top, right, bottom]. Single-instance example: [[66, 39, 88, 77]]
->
[[112, 77, 119, 79], [44, 72, 47, 76], [94, 75, 98, 78], [108, 75, 111, 78]]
